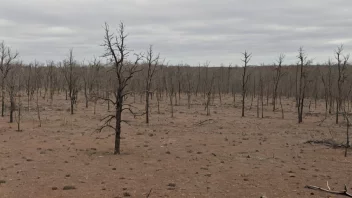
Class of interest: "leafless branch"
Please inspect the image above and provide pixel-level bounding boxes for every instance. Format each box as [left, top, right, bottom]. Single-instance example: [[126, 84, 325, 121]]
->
[[305, 183, 352, 197]]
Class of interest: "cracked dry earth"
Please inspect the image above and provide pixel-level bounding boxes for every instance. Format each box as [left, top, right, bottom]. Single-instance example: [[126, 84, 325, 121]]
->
[[0, 95, 352, 198]]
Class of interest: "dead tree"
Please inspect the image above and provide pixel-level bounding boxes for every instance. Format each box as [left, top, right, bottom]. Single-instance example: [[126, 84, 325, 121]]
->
[[47, 61, 56, 106], [202, 62, 214, 116], [232, 80, 237, 108], [295, 61, 299, 108], [34, 63, 42, 127], [241, 51, 252, 117], [321, 59, 332, 118], [156, 65, 164, 114], [6, 65, 22, 123], [217, 66, 224, 105], [15, 93, 22, 131], [82, 63, 90, 109], [327, 59, 333, 114], [257, 72, 262, 118], [259, 72, 264, 118], [24, 64, 32, 111], [15, 67, 23, 131], [168, 75, 175, 118], [186, 72, 193, 109], [62, 49, 79, 115], [279, 89, 284, 119], [335, 45, 349, 124], [176, 65, 182, 104], [272, 54, 285, 111], [90, 58, 102, 114], [6, 70, 16, 123], [195, 64, 201, 96], [100, 22, 143, 154], [205, 73, 215, 116], [0, 41, 18, 117], [297, 47, 311, 123], [312, 71, 319, 110], [144, 45, 159, 124], [82, 58, 101, 110], [343, 110, 350, 157], [227, 64, 232, 94]]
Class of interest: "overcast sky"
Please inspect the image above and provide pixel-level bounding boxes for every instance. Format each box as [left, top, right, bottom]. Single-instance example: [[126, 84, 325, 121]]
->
[[1, 0, 352, 66]]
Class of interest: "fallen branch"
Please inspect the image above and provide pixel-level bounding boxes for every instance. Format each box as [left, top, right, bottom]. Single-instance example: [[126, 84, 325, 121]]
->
[[146, 188, 152, 198], [305, 139, 349, 149], [195, 119, 214, 126], [305, 183, 352, 197]]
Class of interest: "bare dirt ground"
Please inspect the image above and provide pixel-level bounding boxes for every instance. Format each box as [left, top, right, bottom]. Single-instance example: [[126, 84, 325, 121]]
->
[[1, 94, 352, 198]]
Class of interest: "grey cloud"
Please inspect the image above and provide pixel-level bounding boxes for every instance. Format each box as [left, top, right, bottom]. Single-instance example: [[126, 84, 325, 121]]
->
[[1, 0, 352, 65]]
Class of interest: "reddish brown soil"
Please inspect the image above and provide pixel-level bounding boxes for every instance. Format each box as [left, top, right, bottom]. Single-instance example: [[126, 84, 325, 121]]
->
[[0, 95, 351, 198]]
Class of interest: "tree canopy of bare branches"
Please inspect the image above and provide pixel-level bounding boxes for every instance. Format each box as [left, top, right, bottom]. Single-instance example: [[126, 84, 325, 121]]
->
[[0, 41, 19, 117]]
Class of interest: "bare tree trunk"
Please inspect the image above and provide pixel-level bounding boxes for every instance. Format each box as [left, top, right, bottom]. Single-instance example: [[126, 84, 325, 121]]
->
[[144, 45, 159, 124], [146, 91, 149, 123], [241, 85, 246, 117], [227, 64, 232, 94], [256, 92, 259, 118], [260, 74, 264, 118], [16, 94, 21, 131], [328, 60, 333, 114], [9, 88, 14, 123], [84, 83, 89, 108], [280, 90, 284, 119], [26, 65, 31, 112], [36, 88, 41, 127], [187, 73, 192, 110], [266, 87, 269, 106], [178, 81, 181, 104], [196, 65, 201, 96], [218, 85, 222, 105], [295, 62, 299, 108], [187, 92, 191, 109], [346, 118, 350, 157], [297, 47, 310, 124], [157, 92, 161, 114], [321, 74, 329, 118], [114, 91, 123, 154], [272, 54, 285, 111], [206, 92, 211, 116], [70, 96, 74, 115], [170, 91, 174, 118], [343, 112, 350, 157], [233, 89, 236, 108], [1, 82, 4, 117]]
